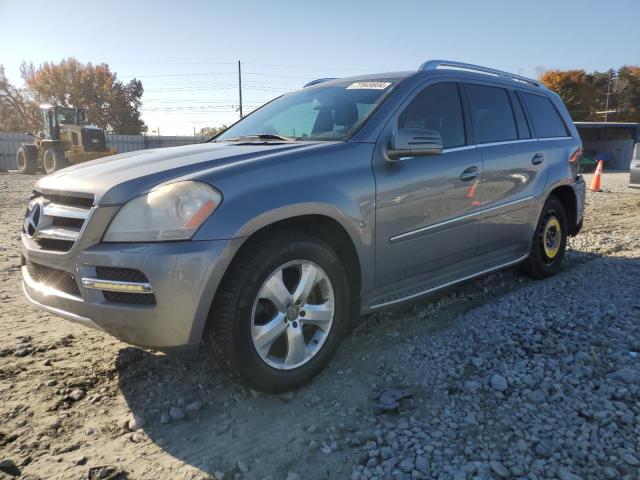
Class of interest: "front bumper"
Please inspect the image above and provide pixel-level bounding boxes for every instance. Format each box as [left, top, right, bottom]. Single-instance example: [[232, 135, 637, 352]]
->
[[22, 237, 243, 352]]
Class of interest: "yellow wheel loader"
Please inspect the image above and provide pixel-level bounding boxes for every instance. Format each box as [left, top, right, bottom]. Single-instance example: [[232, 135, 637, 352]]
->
[[16, 105, 117, 174]]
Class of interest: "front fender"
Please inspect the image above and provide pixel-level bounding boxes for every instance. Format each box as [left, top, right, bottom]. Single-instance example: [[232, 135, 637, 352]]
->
[[192, 141, 377, 301], [232, 201, 364, 242]]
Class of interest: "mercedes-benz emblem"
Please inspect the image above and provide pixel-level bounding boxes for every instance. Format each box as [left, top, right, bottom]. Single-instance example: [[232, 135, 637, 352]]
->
[[24, 200, 43, 238]]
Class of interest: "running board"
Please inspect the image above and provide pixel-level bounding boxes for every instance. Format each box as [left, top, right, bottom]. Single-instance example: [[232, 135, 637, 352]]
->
[[368, 253, 529, 310]]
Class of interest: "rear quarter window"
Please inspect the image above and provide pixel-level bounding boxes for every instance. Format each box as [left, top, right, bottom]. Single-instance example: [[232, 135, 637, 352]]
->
[[520, 92, 569, 138]]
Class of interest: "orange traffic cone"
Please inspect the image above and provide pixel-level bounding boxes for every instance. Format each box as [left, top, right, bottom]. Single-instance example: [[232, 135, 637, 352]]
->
[[589, 160, 604, 192], [465, 179, 479, 199]]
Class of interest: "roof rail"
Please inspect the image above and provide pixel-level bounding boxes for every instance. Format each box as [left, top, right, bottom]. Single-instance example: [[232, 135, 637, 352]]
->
[[419, 60, 542, 88], [303, 78, 339, 88]]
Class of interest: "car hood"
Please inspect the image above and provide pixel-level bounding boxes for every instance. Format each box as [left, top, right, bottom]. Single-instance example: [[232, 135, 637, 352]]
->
[[35, 141, 335, 205]]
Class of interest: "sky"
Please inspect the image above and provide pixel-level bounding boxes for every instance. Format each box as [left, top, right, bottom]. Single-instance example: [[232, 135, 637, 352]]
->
[[1, 0, 639, 135]]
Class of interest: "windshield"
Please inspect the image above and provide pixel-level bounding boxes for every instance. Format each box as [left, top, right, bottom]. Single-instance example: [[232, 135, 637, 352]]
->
[[57, 108, 79, 125], [216, 79, 397, 142]]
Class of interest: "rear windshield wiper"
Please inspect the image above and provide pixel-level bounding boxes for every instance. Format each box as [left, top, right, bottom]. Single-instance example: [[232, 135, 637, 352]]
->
[[223, 134, 297, 143]]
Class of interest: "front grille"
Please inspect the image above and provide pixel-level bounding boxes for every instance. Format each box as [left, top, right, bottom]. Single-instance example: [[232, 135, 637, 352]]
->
[[81, 129, 107, 152], [94, 267, 156, 305], [26, 262, 80, 297], [103, 291, 156, 305], [52, 216, 84, 229], [35, 191, 94, 209], [24, 191, 94, 252]]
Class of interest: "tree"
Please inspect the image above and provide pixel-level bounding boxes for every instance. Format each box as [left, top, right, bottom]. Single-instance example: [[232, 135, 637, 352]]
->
[[0, 65, 39, 132], [540, 66, 640, 122], [539, 70, 595, 121], [199, 125, 228, 137], [20, 58, 146, 134], [586, 70, 616, 120], [615, 66, 640, 122]]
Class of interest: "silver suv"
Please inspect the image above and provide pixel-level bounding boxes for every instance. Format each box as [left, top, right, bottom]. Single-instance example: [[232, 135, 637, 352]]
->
[[21, 60, 586, 392]]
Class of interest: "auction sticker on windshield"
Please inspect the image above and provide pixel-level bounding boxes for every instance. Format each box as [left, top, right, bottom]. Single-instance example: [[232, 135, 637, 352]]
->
[[346, 82, 391, 90]]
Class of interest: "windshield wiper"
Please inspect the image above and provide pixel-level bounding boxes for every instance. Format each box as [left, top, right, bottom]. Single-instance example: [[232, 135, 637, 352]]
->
[[223, 134, 297, 143]]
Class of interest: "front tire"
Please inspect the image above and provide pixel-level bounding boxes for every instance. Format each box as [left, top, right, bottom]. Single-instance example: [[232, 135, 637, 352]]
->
[[16, 146, 37, 174], [43, 147, 68, 174], [204, 231, 350, 392], [521, 196, 567, 279]]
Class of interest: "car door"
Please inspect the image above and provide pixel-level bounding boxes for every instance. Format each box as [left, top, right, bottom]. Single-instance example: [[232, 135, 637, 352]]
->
[[463, 82, 543, 257], [373, 81, 483, 287]]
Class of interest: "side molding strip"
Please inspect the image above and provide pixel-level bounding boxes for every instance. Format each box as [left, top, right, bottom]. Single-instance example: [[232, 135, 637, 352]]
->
[[390, 196, 534, 244]]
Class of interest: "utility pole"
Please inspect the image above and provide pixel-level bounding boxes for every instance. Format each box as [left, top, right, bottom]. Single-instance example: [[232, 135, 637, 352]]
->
[[604, 69, 613, 122], [238, 60, 243, 119]]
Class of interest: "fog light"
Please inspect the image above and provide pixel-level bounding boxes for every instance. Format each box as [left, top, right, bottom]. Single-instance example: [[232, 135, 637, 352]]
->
[[81, 278, 153, 293]]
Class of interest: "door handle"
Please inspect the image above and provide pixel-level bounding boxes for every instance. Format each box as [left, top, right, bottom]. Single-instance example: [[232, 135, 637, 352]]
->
[[460, 166, 479, 182], [532, 153, 545, 165]]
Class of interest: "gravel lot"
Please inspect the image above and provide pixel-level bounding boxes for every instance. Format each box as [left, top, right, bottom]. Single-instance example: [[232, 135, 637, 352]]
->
[[0, 172, 639, 480]]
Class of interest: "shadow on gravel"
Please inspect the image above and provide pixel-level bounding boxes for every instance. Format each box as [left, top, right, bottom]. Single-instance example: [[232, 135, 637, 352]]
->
[[115, 342, 382, 478], [115, 248, 631, 479]]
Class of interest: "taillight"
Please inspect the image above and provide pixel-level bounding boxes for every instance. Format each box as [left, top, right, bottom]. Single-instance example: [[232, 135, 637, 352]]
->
[[569, 147, 583, 163]]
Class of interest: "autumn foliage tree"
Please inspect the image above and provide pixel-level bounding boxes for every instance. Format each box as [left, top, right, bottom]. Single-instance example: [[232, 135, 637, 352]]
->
[[20, 58, 146, 134], [0, 65, 39, 132], [615, 66, 640, 122], [540, 66, 640, 122], [539, 70, 595, 121]]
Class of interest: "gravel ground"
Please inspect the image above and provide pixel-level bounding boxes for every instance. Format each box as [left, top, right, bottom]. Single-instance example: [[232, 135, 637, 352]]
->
[[0, 172, 639, 480]]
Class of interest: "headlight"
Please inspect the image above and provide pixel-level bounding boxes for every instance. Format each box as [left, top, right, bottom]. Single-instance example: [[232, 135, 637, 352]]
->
[[103, 181, 222, 242]]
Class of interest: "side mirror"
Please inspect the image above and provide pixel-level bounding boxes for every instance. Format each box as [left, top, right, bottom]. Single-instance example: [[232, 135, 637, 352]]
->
[[387, 128, 443, 161]]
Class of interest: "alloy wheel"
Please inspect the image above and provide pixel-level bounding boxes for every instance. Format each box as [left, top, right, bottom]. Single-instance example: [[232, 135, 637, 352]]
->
[[251, 260, 335, 370]]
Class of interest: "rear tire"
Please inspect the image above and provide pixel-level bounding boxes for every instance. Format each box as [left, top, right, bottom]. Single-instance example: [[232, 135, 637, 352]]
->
[[521, 196, 567, 279], [203, 230, 350, 393], [43, 147, 68, 174], [16, 146, 37, 174]]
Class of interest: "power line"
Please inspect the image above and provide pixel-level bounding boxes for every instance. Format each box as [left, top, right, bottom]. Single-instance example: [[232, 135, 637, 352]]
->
[[120, 71, 315, 80], [112, 60, 367, 71], [111, 61, 236, 65], [120, 71, 236, 78], [243, 71, 313, 79], [141, 79, 297, 86], [243, 62, 370, 72], [143, 99, 265, 103], [143, 85, 291, 92]]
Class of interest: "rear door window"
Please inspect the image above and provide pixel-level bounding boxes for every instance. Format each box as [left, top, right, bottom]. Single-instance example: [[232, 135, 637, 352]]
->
[[520, 92, 569, 138], [465, 84, 518, 144], [397, 82, 466, 149]]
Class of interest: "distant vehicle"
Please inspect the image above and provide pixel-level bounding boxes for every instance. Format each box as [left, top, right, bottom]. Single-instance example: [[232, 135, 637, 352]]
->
[[21, 60, 585, 392], [630, 143, 640, 188], [16, 105, 116, 174]]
